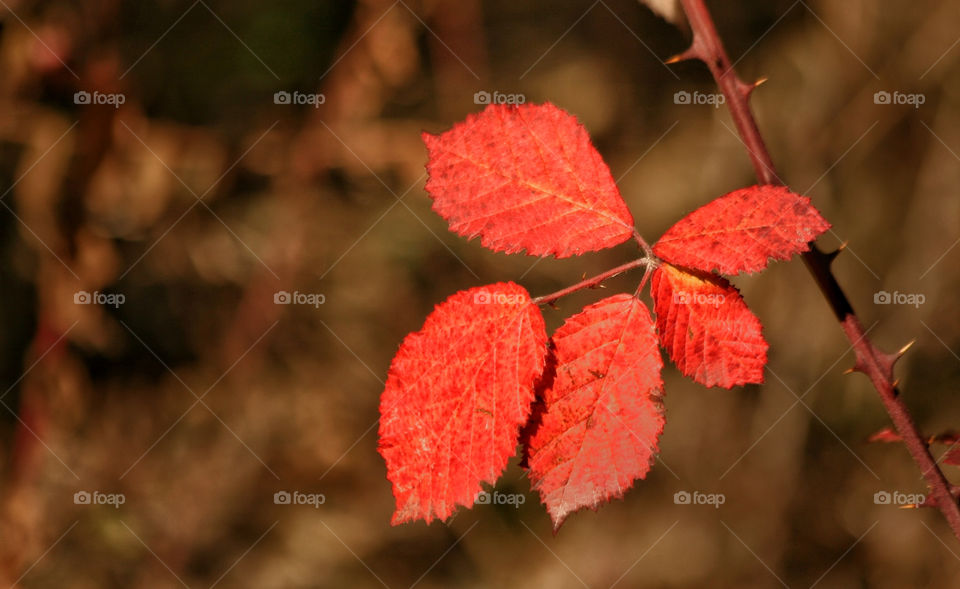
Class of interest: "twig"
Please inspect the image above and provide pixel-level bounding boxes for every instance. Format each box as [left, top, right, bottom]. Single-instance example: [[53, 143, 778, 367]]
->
[[674, 0, 960, 540], [533, 258, 651, 306]]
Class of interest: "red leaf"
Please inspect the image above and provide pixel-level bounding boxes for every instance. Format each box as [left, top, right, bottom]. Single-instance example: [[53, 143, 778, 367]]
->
[[944, 446, 960, 467], [378, 282, 547, 525], [931, 433, 960, 445], [653, 185, 831, 275], [867, 428, 902, 443], [867, 427, 960, 446], [526, 294, 664, 529], [912, 489, 960, 509], [651, 263, 767, 388], [422, 103, 635, 258]]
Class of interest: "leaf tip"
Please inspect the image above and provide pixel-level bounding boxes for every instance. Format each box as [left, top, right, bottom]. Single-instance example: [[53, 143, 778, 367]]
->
[[549, 511, 568, 534], [420, 129, 437, 146]]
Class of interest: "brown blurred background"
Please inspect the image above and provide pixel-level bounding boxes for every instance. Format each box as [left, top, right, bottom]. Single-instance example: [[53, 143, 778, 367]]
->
[[0, 0, 959, 587]]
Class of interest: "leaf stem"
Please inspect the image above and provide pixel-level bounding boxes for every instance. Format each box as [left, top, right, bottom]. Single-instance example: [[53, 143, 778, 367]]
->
[[533, 258, 652, 306], [676, 0, 960, 540], [633, 229, 655, 260]]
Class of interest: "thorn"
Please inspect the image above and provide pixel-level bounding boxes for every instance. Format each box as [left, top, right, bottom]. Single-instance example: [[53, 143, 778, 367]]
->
[[824, 242, 847, 264], [842, 366, 857, 375], [899, 504, 919, 510], [665, 46, 701, 65], [753, 77, 768, 88], [898, 339, 916, 357], [876, 340, 915, 383], [737, 76, 766, 99]]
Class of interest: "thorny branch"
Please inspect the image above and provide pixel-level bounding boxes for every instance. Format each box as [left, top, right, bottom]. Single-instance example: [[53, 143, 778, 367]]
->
[[673, 0, 960, 540]]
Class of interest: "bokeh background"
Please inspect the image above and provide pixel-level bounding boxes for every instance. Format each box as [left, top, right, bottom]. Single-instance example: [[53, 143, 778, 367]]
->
[[0, 0, 959, 587]]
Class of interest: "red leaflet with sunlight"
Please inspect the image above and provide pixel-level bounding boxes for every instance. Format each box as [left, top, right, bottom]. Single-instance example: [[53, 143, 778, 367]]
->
[[653, 185, 830, 275], [422, 103, 635, 258], [375, 2, 957, 540], [382, 101, 826, 529], [651, 263, 767, 388], [378, 282, 547, 525], [526, 294, 664, 529]]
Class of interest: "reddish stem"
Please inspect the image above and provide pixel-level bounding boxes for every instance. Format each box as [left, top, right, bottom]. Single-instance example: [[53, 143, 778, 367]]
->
[[633, 229, 655, 260], [533, 258, 650, 306], [676, 0, 960, 539]]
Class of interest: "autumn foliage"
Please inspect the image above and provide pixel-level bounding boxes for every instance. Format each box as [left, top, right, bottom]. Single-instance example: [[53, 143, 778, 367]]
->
[[379, 102, 830, 529], [421, 103, 635, 258], [526, 294, 664, 527], [379, 283, 547, 525]]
